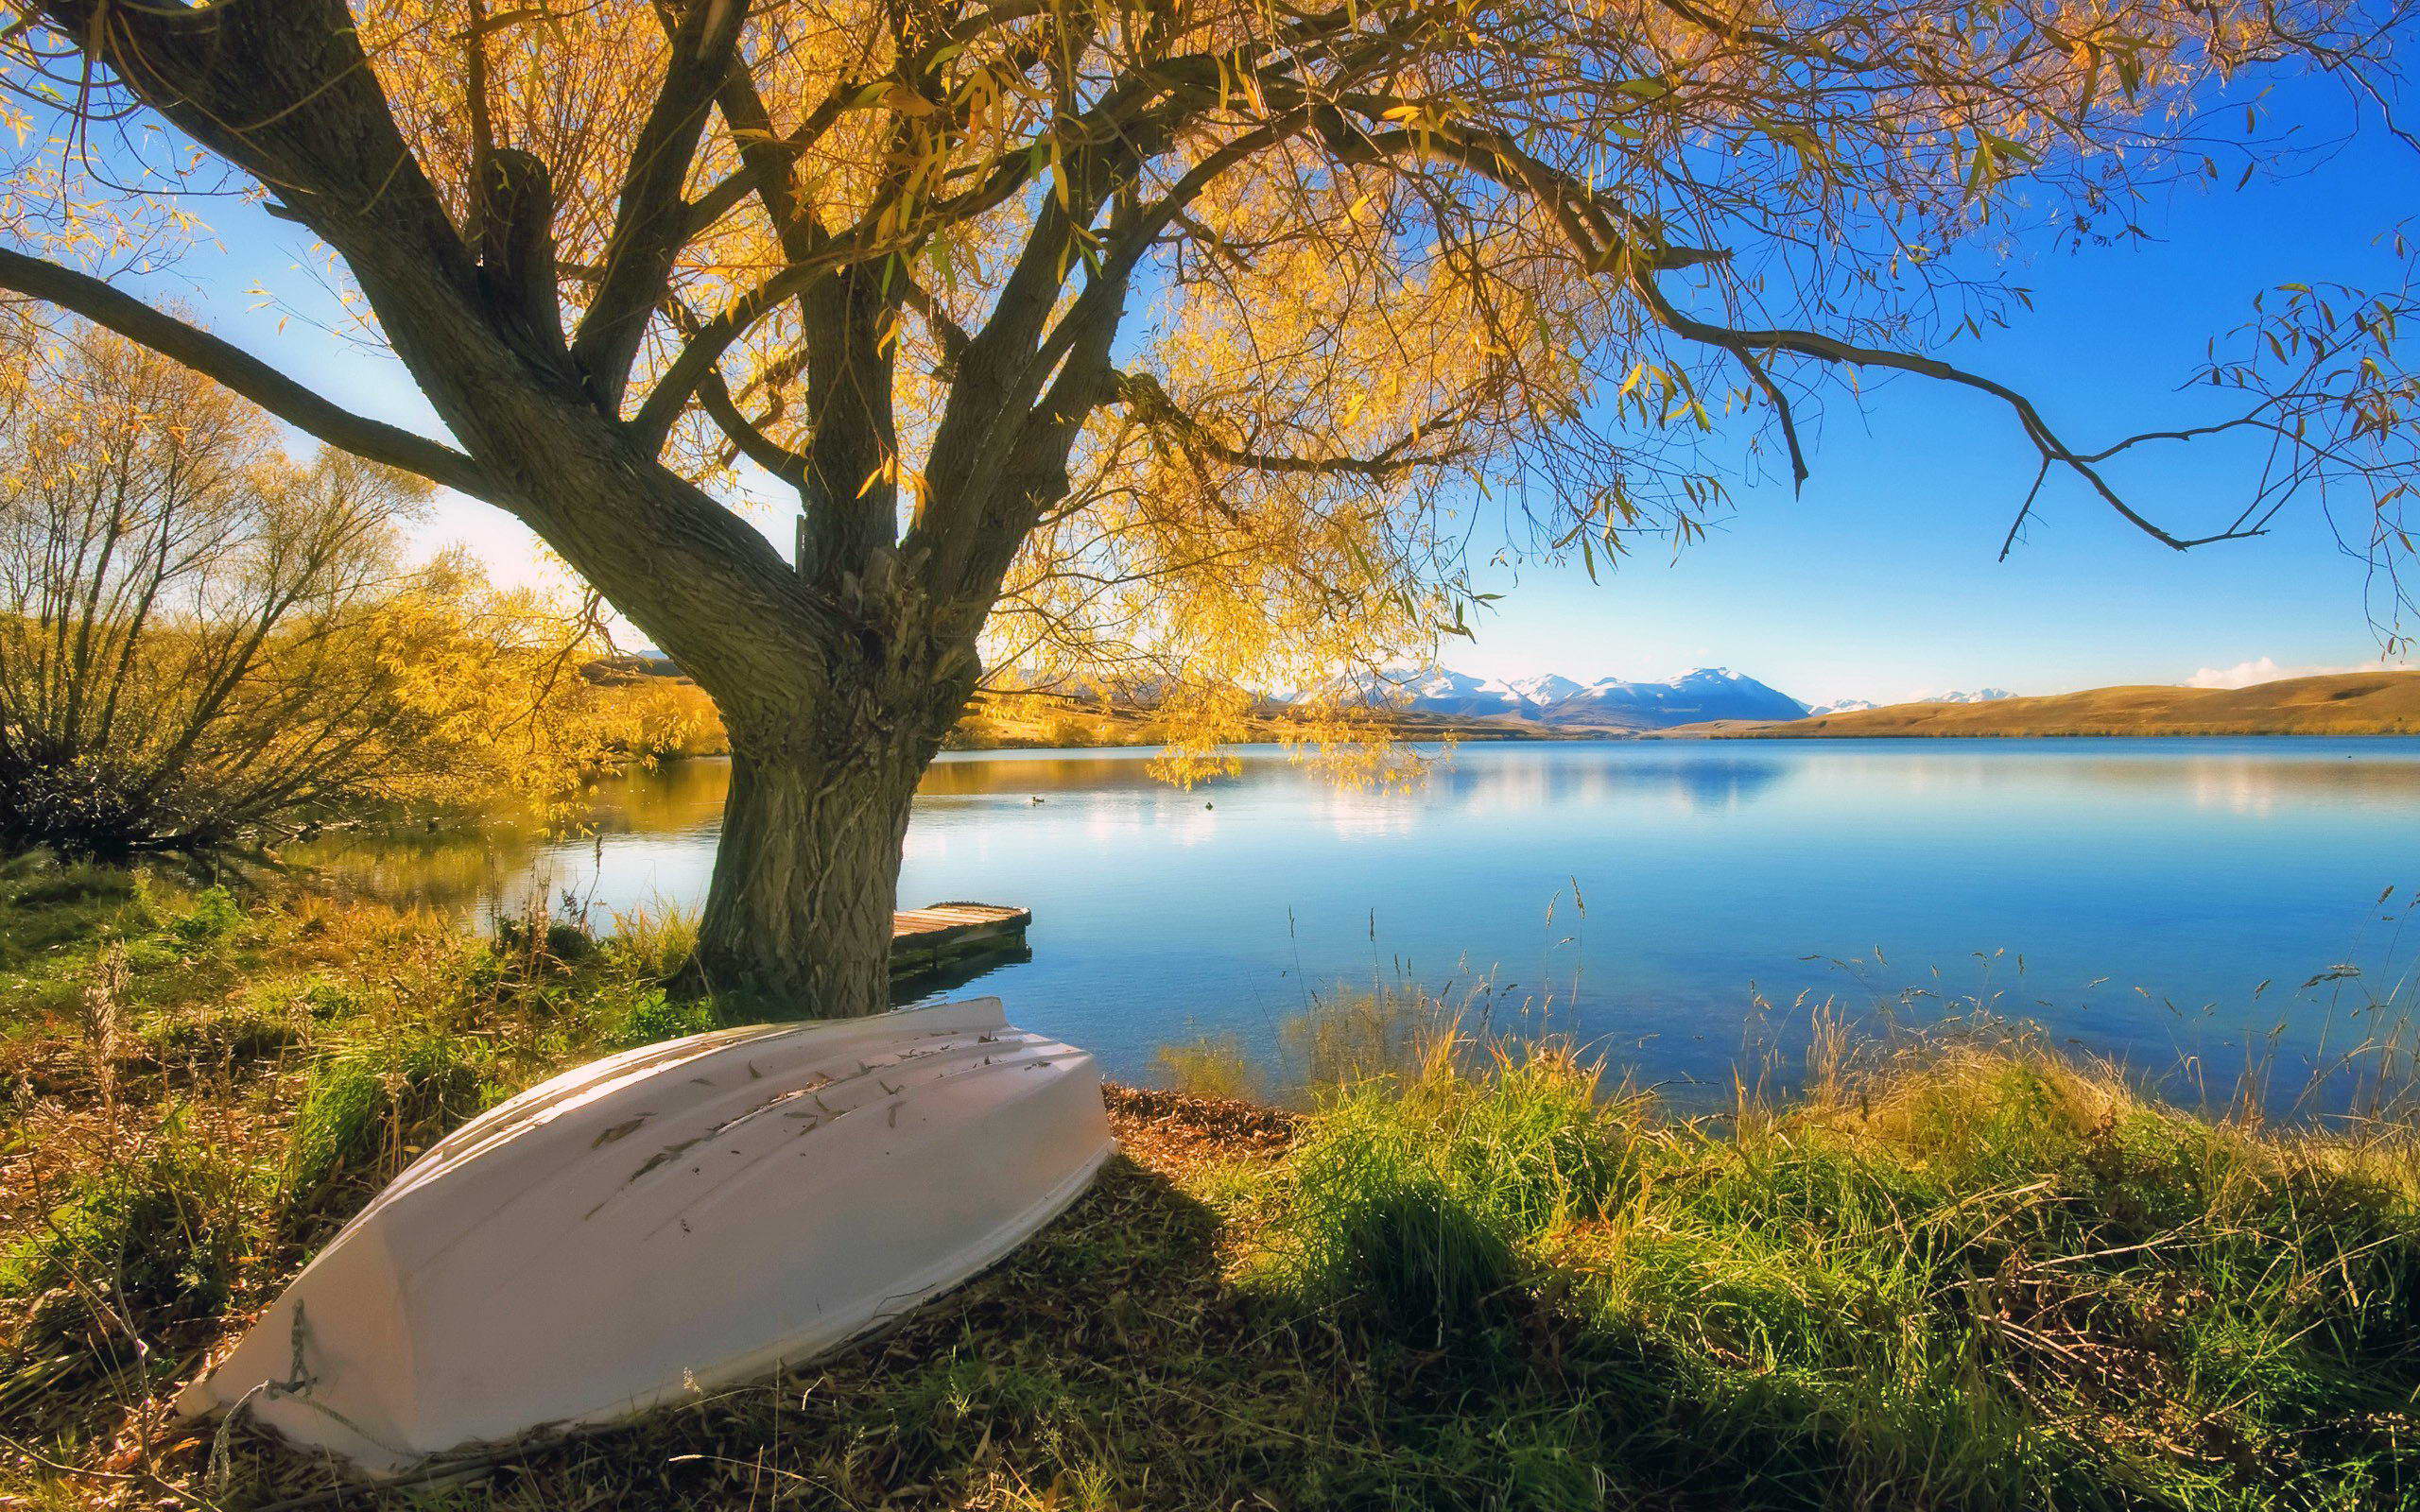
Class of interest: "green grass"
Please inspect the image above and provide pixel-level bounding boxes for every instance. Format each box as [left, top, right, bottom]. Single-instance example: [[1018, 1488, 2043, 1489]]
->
[[1276, 1039, 1640, 1342], [1, 1123, 259, 1375], [0, 857, 743, 1463], [280, 1022, 499, 1213], [2, 868, 2418, 1509], [1153, 980, 1507, 1105], [1244, 1031, 2420, 1509]]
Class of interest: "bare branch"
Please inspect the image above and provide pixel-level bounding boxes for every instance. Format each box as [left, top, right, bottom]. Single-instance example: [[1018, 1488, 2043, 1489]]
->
[[1629, 273, 2265, 552], [697, 367, 812, 487]]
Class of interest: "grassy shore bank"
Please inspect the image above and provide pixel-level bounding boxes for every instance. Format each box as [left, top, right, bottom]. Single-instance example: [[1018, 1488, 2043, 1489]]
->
[[4, 868, 2418, 1510]]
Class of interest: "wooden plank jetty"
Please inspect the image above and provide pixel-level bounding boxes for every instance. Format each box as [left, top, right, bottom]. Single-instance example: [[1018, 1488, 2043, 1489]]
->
[[890, 902, 1030, 981]]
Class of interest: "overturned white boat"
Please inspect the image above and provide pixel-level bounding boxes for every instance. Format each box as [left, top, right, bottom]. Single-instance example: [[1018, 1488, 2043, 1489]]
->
[[180, 997, 1113, 1474]]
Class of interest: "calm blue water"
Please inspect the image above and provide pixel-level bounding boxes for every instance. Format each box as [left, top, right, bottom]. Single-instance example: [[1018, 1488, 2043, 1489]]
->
[[317, 738, 2420, 1100]]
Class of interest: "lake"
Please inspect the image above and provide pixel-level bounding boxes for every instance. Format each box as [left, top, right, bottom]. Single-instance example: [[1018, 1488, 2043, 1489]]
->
[[305, 737, 2420, 1104]]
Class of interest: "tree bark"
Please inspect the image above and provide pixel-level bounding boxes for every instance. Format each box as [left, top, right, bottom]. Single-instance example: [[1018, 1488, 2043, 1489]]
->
[[685, 663, 966, 1017]]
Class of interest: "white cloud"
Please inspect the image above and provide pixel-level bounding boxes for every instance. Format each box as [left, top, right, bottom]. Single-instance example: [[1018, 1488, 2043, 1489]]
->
[[2185, 656, 2410, 690], [2187, 657, 2292, 689]]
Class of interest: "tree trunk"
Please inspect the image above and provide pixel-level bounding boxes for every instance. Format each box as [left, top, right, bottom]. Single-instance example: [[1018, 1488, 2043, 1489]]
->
[[686, 718, 941, 1018]]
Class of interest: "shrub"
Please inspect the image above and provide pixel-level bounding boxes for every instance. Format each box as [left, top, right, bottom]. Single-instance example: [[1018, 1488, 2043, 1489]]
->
[[166, 885, 245, 947], [1046, 713, 1098, 747], [0, 326, 632, 861], [282, 1025, 496, 1212], [491, 909, 596, 966], [294, 979, 362, 1021]]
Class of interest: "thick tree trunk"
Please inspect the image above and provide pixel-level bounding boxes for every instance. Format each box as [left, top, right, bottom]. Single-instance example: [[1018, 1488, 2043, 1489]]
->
[[688, 730, 936, 1018], [16, 0, 1039, 1017]]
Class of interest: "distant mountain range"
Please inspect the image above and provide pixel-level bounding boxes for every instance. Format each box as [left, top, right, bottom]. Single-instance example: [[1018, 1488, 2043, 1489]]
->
[[620, 644, 2022, 735], [1808, 688, 2012, 716], [1918, 688, 2016, 705], [1358, 667, 1812, 730], [1327, 668, 2031, 731]]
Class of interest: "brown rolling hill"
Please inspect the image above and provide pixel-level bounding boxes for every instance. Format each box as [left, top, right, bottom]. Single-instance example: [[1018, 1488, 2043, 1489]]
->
[[1662, 670, 2420, 739]]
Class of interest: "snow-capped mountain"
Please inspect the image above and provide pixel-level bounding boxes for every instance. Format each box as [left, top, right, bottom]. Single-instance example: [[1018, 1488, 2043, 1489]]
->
[[1506, 673, 1587, 706], [1386, 668, 1529, 717], [1545, 667, 1810, 728], [1360, 666, 1810, 730], [1920, 688, 2016, 705], [1807, 697, 1877, 716]]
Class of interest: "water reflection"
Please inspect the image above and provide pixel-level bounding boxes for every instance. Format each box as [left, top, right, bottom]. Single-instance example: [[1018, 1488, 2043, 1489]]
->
[[581, 758, 734, 834], [296, 737, 2420, 1098], [304, 742, 1819, 912]]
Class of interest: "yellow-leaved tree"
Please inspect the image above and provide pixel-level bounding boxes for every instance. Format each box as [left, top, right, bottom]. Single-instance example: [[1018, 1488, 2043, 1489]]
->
[[0, 0, 2411, 1009], [0, 320, 633, 855]]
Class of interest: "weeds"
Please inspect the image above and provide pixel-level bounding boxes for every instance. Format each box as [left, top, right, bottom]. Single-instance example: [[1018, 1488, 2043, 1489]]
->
[[0, 855, 145, 968], [0, 872, 735, 1486], [1, 1122, 260, 1387], [604, 903, 700, 981], [1278, 1035, 1641, 1343], [1151, 1030, 1259, 1101], [597, 987, 721, 1048], [1155, 979, 1517, 1107], [1178, 1010, 2420, 1507], [165, 887, 243, 948]]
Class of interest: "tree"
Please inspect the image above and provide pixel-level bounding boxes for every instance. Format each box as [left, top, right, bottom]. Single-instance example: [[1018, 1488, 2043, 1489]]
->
[[0, 0, 2408, 1011], [0, 320, 618, 855]]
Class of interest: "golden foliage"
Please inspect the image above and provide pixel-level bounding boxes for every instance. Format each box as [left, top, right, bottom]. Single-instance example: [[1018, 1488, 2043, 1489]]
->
[[0, 321, 644, 852], [0, 0, 2406, 753]]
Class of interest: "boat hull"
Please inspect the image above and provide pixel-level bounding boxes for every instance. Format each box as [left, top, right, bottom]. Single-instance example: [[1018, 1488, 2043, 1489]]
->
[[178, 998, 1113, 1473]]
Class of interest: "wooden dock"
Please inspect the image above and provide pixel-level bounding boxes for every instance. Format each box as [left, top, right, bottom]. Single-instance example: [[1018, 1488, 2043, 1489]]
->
[[890, 902, 1030, 982]]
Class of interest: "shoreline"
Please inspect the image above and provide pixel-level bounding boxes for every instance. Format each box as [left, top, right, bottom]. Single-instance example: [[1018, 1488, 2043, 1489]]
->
[[1651, 724, 2420, 741], [6, 872, 2416, 1508], [693, 724, 2420, 762]]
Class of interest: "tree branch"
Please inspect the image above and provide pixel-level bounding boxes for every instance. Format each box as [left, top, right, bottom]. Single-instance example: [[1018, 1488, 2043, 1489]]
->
[[0, 247, 502, 503], [893, 268, 973, 370], [1112, 371, 1468, 478], [627, 245, 858, 454], [697, 367, 813, 486], [1313, 93, 2257, 555], [475, 147, 571, 370], [1628, 274, 2265, 553], [571, 0, 751, 412]]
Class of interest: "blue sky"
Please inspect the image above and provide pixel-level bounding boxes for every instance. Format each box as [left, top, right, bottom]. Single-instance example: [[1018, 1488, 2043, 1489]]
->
[[1449, 78, 2420, 705], [136, 77, 2418, 710]]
